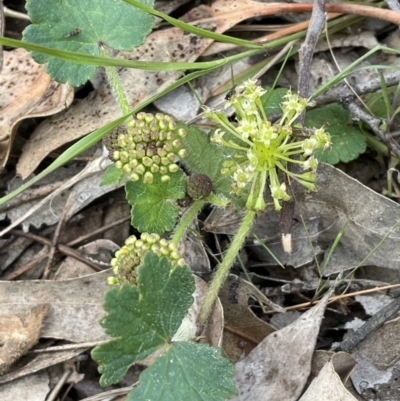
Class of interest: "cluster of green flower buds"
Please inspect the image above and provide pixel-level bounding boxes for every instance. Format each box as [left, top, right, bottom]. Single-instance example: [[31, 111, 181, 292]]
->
[[204, 80, 331, 211], [108, 232, 186, 286], [103, 112, 187, 184]]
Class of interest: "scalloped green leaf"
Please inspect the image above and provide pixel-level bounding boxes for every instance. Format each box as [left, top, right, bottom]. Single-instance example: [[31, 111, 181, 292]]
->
[[127, 342, 238, 401], [179, 123, 245, 208], [23, 0, 155, 86], [305, 103, 366, 164], [100, 164, 125, 187], [91, 251, 195, 387], [126, 170, 186, 235]]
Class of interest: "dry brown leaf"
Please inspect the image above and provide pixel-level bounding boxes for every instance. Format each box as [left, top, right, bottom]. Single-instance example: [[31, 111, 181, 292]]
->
[[0, 165, 82, 233], [299, 353, 357, 401], [0, 304, 49, 375], [0, 372, 49, 401], [232, 289, 332, 401], [0, 48, 73, 170], [0, 271, 110, 343], [220, 275, 278, 363], [0, 152, 114, 236], [0, 348, 87, 385], [350, 315, 400, 398], [179, 222, 210, 274]]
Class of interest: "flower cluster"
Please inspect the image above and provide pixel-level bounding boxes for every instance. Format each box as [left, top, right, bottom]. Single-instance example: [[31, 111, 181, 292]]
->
[[103, 112, 187, 184], [204, 80, 331, 211], [108, 233, 186, 286]]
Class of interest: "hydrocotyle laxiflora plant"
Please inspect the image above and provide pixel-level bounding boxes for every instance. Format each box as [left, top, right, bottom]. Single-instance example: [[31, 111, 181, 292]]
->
[[92, 80, 332, 398]]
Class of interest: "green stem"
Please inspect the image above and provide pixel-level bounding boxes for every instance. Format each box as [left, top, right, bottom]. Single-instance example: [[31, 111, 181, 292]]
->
[[171, 200, 205, 246], [104, 65, 131, 115], [100, 49, 131, 116], [197, 208, 257, 325]]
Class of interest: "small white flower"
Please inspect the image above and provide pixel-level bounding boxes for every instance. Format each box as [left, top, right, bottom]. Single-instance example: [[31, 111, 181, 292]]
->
[[202, 105, 214, 118], [270, 182, 290, 201], [258, 122, 277, 144], [237, 119, 257, 140], [247, 150, 258, 169], [302, 156, 318, 170], [233, 166, 250, 188], [211, 128, 225, 144], [302, 137, 318, 157], [312, 127, 331, 149]]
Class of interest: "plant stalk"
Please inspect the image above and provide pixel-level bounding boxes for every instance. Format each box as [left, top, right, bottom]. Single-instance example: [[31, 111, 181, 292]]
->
[[100, 48, 131, 116], [171, 200, 204, 246], [104, 65, 131, 115], [197, 208, 256, 326]]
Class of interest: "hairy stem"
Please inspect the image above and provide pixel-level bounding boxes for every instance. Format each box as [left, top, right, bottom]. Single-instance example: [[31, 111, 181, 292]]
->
[[171, 200, 205, 246], [100, 48, 131, 116], [104, 65, 131, 115], [197, 208, 256, 326]]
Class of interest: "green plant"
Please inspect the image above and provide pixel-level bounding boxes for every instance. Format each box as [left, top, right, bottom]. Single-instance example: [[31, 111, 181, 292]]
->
[[89, 77, 330, 398], [14, 1, 399, 400]]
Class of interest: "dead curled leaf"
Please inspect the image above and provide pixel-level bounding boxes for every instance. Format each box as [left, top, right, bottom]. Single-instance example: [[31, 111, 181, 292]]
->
[[0, 304, 49, 375], [232, 290, 332, 401], [0, 48, 73, 170], [219, 275, 279, 363]]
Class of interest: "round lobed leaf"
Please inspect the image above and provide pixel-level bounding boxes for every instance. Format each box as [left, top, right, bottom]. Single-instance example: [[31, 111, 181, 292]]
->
[[23, 0, 155, 86]]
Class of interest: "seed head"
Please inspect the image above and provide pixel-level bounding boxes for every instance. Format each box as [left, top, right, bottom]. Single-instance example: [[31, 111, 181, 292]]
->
[[109, 233, 186, 285], [103, 113, 187, 184], [187, 174, 213, 199]]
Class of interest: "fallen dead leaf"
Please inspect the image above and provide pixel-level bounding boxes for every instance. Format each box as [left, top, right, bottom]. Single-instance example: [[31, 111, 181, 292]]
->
[[0, 48, 73, 169], [299, 352, 357, 401], [0, 304, 49, 374], [350, 313, 400, 399], [0, 150, 115, 236], [220, 275, 279, 363], [53, 239, 120, 280], [178, 221, 210, 274], [0, 270, 110, 343], [232, 289, 332, 401], [0, 348, 87, 385], [0, 371, 49, 401]]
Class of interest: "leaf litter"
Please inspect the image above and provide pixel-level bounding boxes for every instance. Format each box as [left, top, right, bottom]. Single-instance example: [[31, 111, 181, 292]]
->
[[0, 48, 73, 169], [2, 0, 400, 400]]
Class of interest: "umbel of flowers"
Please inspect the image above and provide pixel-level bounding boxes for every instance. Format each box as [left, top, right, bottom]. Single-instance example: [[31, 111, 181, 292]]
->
[[204, 80, 331, 211], [103, 112, 187, 184], [108, 233, 186, 286]]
